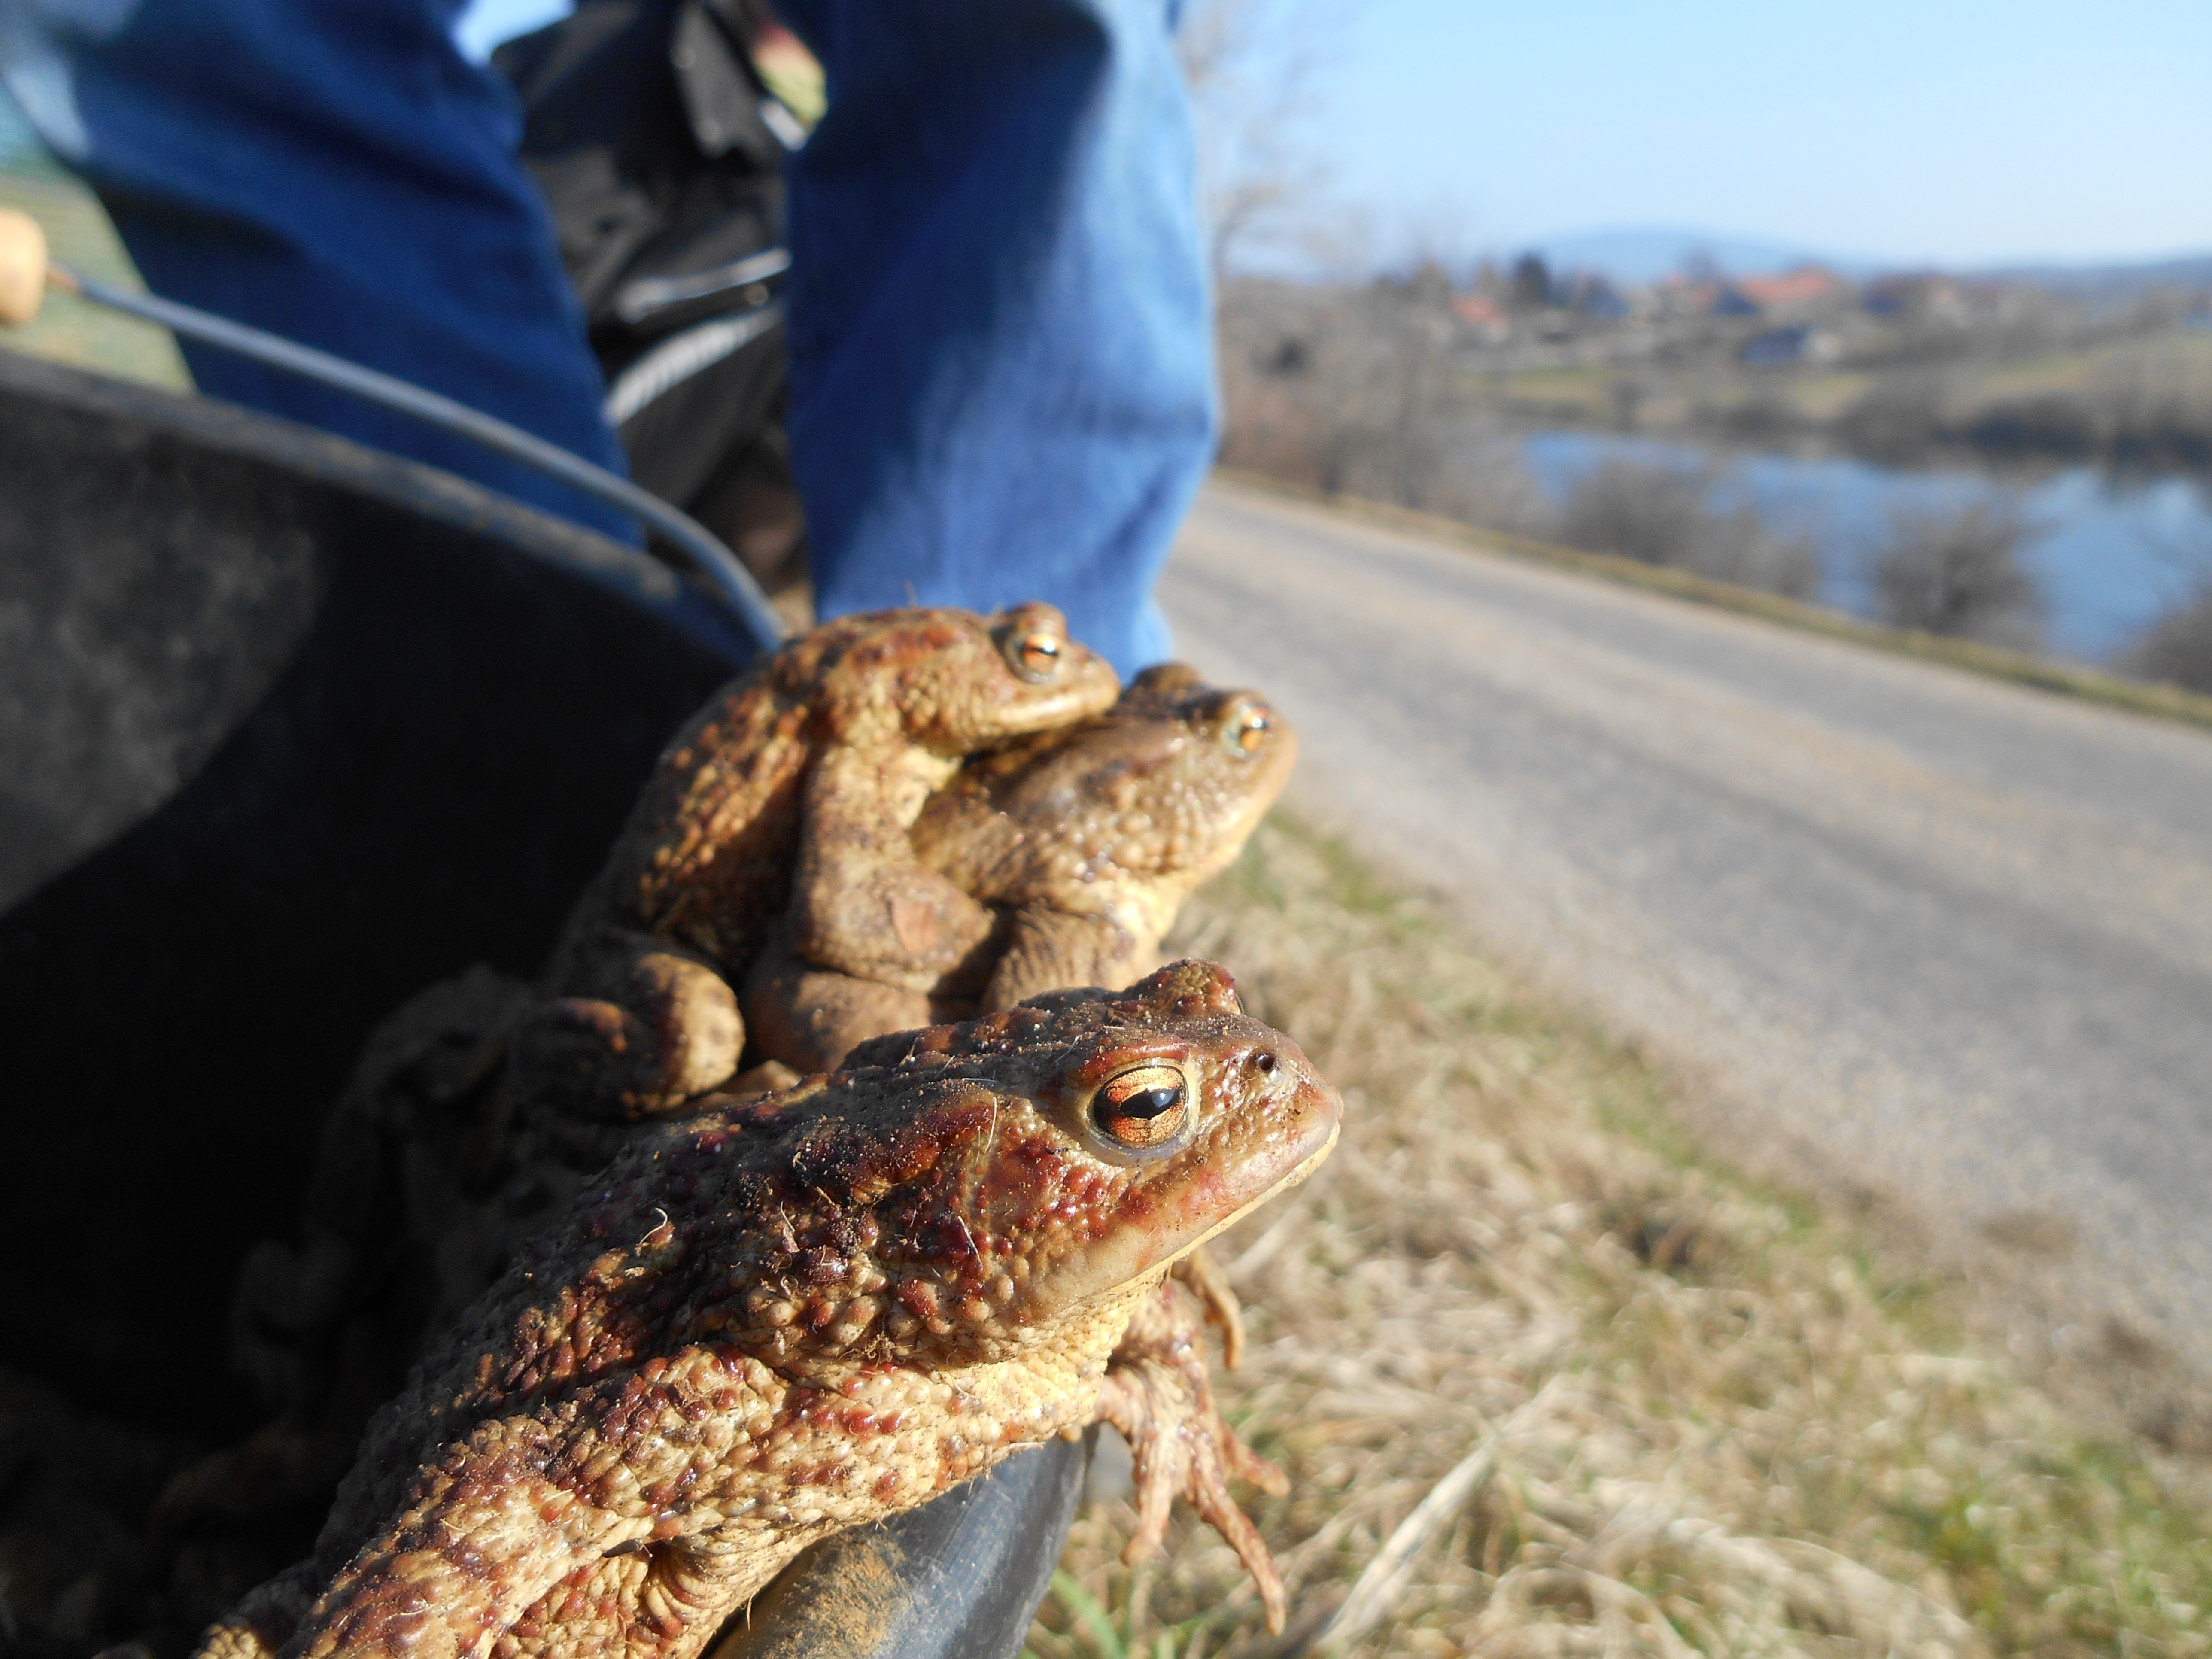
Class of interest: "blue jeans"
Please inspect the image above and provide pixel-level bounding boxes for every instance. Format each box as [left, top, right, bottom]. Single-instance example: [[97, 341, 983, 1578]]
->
[[777, 0, 1212, 673], [0, 0, 1214, 675], [0, 0, 636, 540]]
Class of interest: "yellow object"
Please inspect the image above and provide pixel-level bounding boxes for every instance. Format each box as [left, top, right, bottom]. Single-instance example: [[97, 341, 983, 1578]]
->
[[752, 27, 826, 130], [0, 205, 48, 326]]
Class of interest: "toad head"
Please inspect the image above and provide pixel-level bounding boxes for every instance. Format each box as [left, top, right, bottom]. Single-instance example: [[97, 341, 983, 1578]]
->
[[786, 600, 1124, 753], [705, 961, 1338, 1367], [795, 960, 1340, 1358]]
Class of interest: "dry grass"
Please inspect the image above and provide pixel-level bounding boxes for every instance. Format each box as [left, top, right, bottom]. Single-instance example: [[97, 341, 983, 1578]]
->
[[1029, 819, 2212, 1659]]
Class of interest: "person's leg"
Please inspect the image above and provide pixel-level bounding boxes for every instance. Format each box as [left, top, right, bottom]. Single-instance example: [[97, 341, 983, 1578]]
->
[[0, 0, 634, 539], [775, 0, 1214, 678]]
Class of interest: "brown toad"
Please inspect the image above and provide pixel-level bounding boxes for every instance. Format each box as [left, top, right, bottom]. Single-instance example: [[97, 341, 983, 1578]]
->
[[514, 603, 1120, 1121], [196, 962, 1339, 1659], [180, 660, 1282, 1545], [744, 664, 1297, 1074]]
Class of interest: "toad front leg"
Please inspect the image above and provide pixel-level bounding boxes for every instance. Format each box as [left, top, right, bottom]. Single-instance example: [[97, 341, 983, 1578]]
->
[[788, 749, 997, 989], [739, 924, 936, 1074], [981, 907, 1155, 1013], [511, 930, 744, 1120], [1094, 1276, 1288, 1633]]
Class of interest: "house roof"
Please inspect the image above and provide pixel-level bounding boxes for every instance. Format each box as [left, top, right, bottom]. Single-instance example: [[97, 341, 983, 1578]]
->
[[1735, 267, 1840, 308]]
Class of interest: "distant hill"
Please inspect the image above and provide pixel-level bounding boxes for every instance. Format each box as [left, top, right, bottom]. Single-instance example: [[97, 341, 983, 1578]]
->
[[1978, 253, 2212, 299], [1524, 225, 2212, 298]]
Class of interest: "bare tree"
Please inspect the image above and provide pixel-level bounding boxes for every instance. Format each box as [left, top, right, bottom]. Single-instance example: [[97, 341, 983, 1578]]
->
[[1177, 0, 1345, 279], [1679, 245, 1724, 283], [1507, 252, 1553, 313], [1215, 273, 1546, 529], [1225, 277, 1461, 505], [1556, 459, 1820, 598], [2130, 586, 2212, 693], [1869, 499, 2044, 646], [1837, 369, 1957, 460], [2125, 525, 2212, 693]]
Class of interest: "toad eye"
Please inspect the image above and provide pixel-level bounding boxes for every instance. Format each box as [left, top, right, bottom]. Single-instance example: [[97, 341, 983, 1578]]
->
[[1091, 1063, 1189, 1150], [1005, 628, 1066, 683], [1217, 697, 1273, 758]]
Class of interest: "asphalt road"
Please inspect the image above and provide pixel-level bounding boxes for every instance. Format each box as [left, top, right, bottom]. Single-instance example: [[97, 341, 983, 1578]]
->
[[1161, 481, 2212, 1374]]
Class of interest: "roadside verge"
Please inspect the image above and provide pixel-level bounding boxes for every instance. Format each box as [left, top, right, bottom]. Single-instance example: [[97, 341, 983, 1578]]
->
[[1212, 468, 2212, 741], [1033, 819, 2212, 1659]]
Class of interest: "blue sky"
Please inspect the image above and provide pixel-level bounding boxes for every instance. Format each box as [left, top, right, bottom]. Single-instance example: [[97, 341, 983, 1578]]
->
[[1325, 0, 2212, 268], [454, 0, 571, 59], [455, 0, 2210, 269]]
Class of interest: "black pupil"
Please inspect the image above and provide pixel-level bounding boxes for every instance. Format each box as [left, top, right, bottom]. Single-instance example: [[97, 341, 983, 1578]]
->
[[1113, 1086, 1182, 1121], [1027, 637, 1057, 658]]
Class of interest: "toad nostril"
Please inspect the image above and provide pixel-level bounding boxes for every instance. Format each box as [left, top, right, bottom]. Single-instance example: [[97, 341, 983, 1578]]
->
[[1250, 1051, 1277, 1074]]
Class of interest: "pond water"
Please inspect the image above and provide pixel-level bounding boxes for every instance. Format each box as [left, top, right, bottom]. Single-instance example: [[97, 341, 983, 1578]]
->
[[1520, 431, 2212, 663]]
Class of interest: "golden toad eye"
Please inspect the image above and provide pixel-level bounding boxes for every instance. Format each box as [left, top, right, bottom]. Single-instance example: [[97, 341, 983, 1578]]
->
[[1218, 699, 1272, 758], [1006, 628, 1065, 683], [1091, 1063, 1190, 1149]]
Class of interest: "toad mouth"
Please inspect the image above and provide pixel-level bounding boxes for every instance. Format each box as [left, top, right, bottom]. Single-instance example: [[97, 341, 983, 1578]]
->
[[1164, 1115, 1342, 1271]]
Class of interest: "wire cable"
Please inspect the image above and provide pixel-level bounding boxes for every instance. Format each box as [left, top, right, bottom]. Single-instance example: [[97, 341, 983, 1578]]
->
[[49, 263, 788, 651]]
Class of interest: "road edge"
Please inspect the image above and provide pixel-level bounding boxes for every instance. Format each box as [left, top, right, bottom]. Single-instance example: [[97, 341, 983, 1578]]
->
[[1211, 467, 2212, 739]]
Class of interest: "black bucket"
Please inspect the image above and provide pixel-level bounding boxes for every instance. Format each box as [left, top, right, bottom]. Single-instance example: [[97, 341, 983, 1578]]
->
[[0, 348, 1081, 1659]]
